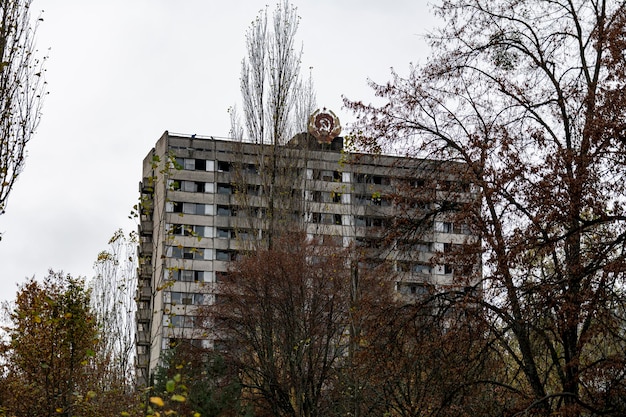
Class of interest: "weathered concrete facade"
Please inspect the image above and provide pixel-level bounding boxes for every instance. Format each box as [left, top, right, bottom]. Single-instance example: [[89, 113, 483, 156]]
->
[[135, 131, 479, 385]]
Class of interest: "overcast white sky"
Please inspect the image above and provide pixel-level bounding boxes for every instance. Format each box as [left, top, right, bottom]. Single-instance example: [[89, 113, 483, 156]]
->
[[0, 0, 440, 302]]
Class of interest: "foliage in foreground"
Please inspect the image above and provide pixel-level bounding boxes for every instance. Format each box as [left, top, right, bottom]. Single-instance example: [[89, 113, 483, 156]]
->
[[346, 0, 626, 415]]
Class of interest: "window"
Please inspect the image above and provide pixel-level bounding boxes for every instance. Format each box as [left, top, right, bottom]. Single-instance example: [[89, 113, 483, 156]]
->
[[438, 222, 453, 233], [398, 240, 431, 252], [246, 184, 262, 196], [411, 178, 426, 188], [170, 224, 183, 235], [245, 163, 257, 174], [167, 202, 207, 215], [438, 180, 471, 192], [169, 180, 181, 191], [312, 191, 324, 203], [171, 202, 183, 213], [169, 224, 206, 237], [215, 271, 231, 283], [311, 212, 341, 225], [170, 292, 206, 305], [192, 225, 205, 237], [216, 228, 232, 239], [242, 207, 264, 218], [444, 264, 453, 274], [217, 205, 232, 216], [217, 160, 231, 172], [182, 181, 205, 192], [355, 194, 391, 206], [396, 282, 429, 296], [355, 216, 387, 228], [169, 246, 205, 260], [170, 180, 206, 192], [183, 203, 196, 215], [215, 250, 236, 261], [412, 263, 431, 274], [396, 261, 410, 272], [356, 237, 382, 248], [176, 158, 207, 171], [355, 174, 390, 185], [217, 183, 232, 195], [436, 221, 470, 235], [313, 191, 341, 204], [237, 230, 254, 241], [171, 269, 206, 282], [456, 223, 471, 235], [195, 159, 206, 171], [165, 315, 197, 328], [313, 169, 341, 181]]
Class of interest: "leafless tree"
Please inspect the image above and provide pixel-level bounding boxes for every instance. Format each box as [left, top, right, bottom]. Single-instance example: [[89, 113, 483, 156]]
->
[[237, 0, 312, 146], [229, 0, 317, 249], [90, 229, 137, 391], [0, 0, 47, 221], [346, 1, 626, 415]]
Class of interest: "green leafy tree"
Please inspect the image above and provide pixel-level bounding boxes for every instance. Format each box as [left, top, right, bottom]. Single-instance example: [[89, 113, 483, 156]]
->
[[0, 272, 98, 417], [152, 342, 247, 417]]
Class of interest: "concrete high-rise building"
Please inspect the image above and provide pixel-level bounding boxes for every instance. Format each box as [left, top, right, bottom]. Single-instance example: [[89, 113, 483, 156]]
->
[[135, 129, 479, 386]]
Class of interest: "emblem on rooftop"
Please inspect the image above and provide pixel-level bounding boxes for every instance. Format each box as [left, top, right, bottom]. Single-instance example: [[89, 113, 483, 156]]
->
[[308, 108, 341, 144]]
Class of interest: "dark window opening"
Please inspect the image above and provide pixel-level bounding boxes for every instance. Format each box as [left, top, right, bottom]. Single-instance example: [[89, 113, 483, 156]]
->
[[217, 161, 231, 172], [195, 159, 206, 171]]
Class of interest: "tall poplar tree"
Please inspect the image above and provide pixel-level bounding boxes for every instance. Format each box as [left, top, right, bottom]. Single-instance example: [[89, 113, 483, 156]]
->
[[230, 0, 317, 248], [0, 0, 47, 222]]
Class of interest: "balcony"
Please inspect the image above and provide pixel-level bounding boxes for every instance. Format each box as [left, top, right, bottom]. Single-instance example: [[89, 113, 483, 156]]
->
[[139, 222, 153, 236], [137, 330, 150, 345], [137, 285, 152, 301], [140, 242, 153, 255], [139, 264, 152, 278], [136, 353, 150, 367]]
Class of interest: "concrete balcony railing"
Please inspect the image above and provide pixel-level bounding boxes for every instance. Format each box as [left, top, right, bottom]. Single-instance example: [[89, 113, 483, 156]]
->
[[136, 309, 151, 322]]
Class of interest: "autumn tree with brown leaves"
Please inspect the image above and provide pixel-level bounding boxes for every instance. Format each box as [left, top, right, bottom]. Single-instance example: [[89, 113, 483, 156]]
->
[[205, 233, 353, 417], [347, 1, 626, 416]]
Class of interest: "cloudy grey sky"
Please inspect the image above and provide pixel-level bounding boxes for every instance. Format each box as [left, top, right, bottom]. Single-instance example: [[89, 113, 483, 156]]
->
[[0, 0, 439, 302]]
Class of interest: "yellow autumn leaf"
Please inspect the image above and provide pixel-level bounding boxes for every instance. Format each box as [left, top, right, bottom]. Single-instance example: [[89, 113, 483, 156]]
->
[[150, 396, 165, 407], [171, 394, 186, 402]]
